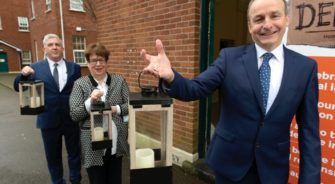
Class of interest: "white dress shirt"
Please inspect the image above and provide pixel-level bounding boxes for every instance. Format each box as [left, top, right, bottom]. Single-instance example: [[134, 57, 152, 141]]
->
[[255, 44, 284, 114], [48, 58, 67, 92]]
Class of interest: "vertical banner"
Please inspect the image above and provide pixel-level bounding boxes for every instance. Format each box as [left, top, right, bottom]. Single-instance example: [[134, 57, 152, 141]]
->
[[287, 0, 335, 183]]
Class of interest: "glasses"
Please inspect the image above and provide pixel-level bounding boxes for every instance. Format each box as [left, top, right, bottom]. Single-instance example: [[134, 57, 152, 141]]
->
[[89, 58, 107, 65]]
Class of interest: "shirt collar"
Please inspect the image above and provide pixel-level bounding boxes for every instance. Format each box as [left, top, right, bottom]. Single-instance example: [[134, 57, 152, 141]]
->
[[94, 74, 108, 86], [47, 57, 65, 67], [255, 43, 284, 61]]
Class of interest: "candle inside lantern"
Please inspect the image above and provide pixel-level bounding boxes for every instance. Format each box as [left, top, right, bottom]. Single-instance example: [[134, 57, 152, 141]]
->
[[93, 127, 104, 141], [36, 96, 41, 107], [30, 97, 40, 108], [135, 148, 155, 169]]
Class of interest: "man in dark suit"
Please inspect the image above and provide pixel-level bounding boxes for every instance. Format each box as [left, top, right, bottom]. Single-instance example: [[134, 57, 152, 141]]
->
[[14, 34, 81, 184], [140, 0, 321, 183]]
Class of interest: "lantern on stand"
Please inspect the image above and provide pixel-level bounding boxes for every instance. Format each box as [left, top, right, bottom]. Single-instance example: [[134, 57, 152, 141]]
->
[[90, 101, 113, 150], [128, 72, 173, 184], [19, 80, 44, 115]]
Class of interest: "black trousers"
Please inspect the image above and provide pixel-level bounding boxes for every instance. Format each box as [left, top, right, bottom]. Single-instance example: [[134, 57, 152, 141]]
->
[[86, 151, 123, 184], [215, 162, 260, 184], [41, 123, 81, 184]]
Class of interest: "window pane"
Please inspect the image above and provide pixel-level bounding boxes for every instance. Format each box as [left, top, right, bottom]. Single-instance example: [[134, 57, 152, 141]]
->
[[0, 16, 2, 30], [70, 0, 84, 11], [74, 51, 86, 64], [72, 35, 86, 65], [46, 0, 51, 11], [18, 17, 29, 31], [22, 51, 32, 64]]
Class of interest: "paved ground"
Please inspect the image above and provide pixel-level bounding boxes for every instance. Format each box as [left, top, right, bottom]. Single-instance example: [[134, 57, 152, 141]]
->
[[0, 73, 210, 184]]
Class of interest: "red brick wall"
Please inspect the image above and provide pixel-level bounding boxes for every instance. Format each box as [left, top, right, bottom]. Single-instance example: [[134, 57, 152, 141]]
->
[[29, 0, 61, 61], [94, 0, 201, 153], [29, 0, 97, 69], [0, 0, 31, 72]]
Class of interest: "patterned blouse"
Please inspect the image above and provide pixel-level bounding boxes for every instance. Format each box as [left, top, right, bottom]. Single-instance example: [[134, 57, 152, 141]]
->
[[69, 73, 129, 168]]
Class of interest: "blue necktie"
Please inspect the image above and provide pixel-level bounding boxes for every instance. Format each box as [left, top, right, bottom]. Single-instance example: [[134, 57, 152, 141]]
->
[[259, 53, 273, 114]]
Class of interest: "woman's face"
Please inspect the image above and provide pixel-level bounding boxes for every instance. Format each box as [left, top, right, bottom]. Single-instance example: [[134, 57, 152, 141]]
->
[[88, 54, 107, 79]]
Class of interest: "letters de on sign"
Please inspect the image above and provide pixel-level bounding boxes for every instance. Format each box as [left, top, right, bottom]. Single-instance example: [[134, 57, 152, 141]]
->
[[287, 0, 335, 48]]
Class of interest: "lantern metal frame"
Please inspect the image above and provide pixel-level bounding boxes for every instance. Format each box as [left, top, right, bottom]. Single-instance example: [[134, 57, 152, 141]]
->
[[90, 102, 113, 151], [19, 80, 45, 115], [128, 92, 173, 184]]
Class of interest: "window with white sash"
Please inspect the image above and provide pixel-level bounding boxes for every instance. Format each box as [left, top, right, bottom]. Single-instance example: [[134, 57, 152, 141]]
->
[[46, 0, 51, 11], [18, 17, 29, 32], [70, 0, 84, 12], [22, 51, 32, 65], [72, 36, 86, 65]]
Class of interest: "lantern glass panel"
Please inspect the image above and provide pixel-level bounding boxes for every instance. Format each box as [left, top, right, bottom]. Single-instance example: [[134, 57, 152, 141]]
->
[[90, 103, 113, 150], [91, 113, 111, 142], [19, 81, 45, 115]]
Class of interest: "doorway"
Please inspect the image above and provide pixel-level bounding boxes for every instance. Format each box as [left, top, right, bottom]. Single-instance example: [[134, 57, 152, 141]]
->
[[198, 0, 252, 157], [0, 52, 8, 72]]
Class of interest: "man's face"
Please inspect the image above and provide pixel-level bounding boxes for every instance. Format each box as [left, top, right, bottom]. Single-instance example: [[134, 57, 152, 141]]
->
[[43, 37, 63, 61], [248, 0, 289, 51]]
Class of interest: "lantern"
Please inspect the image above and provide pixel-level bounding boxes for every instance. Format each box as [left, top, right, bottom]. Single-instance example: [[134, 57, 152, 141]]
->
[[90, 101, 113, 150], [128, 92, 173, 184], [19, 80, 44, 115]]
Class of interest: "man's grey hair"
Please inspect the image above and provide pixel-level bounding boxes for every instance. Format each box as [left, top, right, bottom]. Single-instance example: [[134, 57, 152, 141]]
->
[[247, 0, 288, 21], [42, 33, 62, 47]]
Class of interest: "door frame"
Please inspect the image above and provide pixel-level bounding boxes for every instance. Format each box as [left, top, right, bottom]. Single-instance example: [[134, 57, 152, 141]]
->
[[198, 0, 215, 158], [0, 52, 9, 72]]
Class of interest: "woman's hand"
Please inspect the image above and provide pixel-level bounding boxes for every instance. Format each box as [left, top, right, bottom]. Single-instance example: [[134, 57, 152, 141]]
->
[[111, 106, 118, 114], [90, 89, 104, 103]]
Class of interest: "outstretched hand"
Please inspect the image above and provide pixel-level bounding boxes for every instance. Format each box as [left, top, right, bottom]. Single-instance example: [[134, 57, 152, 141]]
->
[[140, 39, 174, 83]]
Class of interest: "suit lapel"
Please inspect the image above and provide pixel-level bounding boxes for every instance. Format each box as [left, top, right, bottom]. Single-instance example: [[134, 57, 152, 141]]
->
[[242, 45, 264, 113], [40, 60, 56, 84], [266, 46, 296, 117]]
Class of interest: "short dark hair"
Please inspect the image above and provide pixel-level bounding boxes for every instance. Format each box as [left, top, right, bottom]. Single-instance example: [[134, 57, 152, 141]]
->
[[247, 0, 288, 21], [85, 43, 110, 62]]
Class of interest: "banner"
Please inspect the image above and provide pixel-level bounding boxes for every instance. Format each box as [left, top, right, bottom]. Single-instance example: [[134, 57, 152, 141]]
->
[[287, 0, 335, 48], [287, 1, 335, 183]]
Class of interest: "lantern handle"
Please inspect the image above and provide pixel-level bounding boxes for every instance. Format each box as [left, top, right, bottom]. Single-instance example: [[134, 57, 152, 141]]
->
[[138, 71, 158, 96]]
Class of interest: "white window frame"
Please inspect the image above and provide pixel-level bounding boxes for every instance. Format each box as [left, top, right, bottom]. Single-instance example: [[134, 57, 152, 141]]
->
[[72, 36, 86, 65], [46, 0, 51, 11], [70, 0, 84, 12], [18, 17, 29, 32], [31, 0, 36, 19], [22, 51, 32, 65], [0, 16, 2, 30], [73, 50, 86, 65]]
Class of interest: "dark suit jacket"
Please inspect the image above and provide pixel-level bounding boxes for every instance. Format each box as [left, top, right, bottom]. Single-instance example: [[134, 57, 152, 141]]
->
[[166, 44, 321, 184], [14, 59, 81, 129]]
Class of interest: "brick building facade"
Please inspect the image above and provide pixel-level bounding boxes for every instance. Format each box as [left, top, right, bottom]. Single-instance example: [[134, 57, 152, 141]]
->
[[92, 0, 202, 165], [0, 0, 97, 75], [0, 1, 31, 73], [28, 0, 97, 75]]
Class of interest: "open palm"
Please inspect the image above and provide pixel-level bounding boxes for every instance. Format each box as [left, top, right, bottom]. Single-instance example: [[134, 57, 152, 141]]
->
[[141, 39, 174, 83]]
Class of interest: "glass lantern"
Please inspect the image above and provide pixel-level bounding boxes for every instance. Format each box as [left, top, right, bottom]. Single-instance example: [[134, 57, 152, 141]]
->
[[128, 92, 173, 184], [19, 80, 44, 115], [90, 101, 113, 150]]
